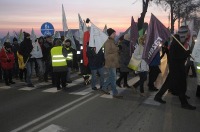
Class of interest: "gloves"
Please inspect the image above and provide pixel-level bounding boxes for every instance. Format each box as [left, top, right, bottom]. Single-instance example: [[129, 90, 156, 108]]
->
[[186, 50, 191, 57], [7, 59, 11, 62], [118, 45, 122, 50]]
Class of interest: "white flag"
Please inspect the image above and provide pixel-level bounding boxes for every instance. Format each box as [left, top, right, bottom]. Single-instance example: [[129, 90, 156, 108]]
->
[[31, 28, 37, 42], [4, 32, 10, 43], [103, 24, 107, 34], [78, 13, 84, 44], [89, 23, 108, 53], [18, 29, 23, 43], [192, 30, 200, 63], [188, 19, 194, 47], [66, 30, 76, 50], [62, 4, 68, 33], [54, 31, 61, 39]]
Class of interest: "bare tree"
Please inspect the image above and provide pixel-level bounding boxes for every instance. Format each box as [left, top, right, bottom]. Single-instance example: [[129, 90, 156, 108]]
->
[[137, 0, 152, 32], [154, 0, 200, 33]]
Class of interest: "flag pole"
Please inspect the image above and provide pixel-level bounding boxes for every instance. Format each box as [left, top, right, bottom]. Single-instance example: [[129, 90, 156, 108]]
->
[[171, 34, 194, 60]]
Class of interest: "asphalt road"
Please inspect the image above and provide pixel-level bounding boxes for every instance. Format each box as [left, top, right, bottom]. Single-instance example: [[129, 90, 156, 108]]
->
[[0, 57, 200, 132]]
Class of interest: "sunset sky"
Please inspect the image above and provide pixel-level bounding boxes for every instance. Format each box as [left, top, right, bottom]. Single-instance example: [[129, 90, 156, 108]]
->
[[0, 0, 173, 38]]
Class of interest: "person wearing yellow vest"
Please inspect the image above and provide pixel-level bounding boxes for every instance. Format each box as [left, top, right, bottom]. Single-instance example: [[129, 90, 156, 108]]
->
[[195, 63, 200, 97], [51, 39, 68, 90], [63, 39, 74, 83]]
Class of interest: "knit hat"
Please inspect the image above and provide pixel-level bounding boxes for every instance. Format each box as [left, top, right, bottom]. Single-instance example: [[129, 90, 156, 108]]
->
[[178, 26, 190, 43], [13, 37, 18, 42], [4, 42, 12, 49], [55, 39, 62, 46], [124, 34, 130, 41], [107, 28, 116, 36], [23, 32, 30, 38]]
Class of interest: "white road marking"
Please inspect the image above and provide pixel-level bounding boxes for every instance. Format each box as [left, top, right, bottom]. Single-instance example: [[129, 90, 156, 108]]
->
[[0, 86, 11, 89], [29, 94, 99, 132], [42, 88, 59, 93], [10, 93, 93, 132], [39, 124, 67, 132], [19, 87, 36, 91]]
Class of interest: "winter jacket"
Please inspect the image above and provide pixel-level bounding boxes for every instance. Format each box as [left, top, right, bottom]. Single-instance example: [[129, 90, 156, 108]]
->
[[19, 38, 33, 63], [133, 44, 149, 72], [12, 43, 20, 62], [119, 40, 131, 72], [104, 38, 120, 68], [149, 52, 161, 66], [0, 48, 15, 70], [31, 41, 43, 59], [87, 47, 105, 70], [43, 41, 53, 62]]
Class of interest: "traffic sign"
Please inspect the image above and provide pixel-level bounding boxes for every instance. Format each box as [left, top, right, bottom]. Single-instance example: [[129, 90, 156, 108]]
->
[[41, 22, 54, 36]]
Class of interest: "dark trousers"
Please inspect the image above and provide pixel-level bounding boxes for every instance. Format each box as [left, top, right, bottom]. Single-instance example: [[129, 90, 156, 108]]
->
[[155, 73, 189, 105], [19, 68, 27, 80], [3, 69, 13, 83], [117, 72, 129, 85], [134, 72, 147, 93], [186, 61, 196, 76], [13, 61, 19, 78], [54, 71, 67, 88], [44, 61, 55, 84], [155, 74, 170, 98], [148, 66, 161, 88]]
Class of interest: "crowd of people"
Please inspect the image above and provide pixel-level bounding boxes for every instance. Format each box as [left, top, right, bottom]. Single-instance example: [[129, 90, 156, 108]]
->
[[0, 26, 199, 110]]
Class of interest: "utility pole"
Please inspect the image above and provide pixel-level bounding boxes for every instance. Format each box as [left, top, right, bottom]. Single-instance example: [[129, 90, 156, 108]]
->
[[169, 0, 174, 33]]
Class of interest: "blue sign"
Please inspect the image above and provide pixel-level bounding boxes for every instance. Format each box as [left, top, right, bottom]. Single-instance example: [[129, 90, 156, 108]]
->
[[41, 22, 54, 36]]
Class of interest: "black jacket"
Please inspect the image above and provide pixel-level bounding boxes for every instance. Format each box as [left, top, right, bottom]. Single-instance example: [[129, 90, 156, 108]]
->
[[19, 38, 33, 62]]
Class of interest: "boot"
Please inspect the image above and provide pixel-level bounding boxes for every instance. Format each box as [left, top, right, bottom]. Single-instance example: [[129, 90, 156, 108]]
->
[[116, 80, 121, 88], [123, 84, 131, 88]]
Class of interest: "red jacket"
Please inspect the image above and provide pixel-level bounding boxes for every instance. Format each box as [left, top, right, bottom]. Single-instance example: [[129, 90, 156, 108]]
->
[[0, 48, 15, 70]]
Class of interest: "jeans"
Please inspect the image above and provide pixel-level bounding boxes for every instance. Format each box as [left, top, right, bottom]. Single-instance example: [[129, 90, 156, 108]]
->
[[91, 67, 104, 88], [102, 68, 118, 95], [26, 61, 35, 85], [36, 59, 44, 79]]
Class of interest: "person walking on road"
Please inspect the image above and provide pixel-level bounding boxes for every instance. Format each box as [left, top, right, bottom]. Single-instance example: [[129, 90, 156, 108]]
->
[[51, 39, 68, 90], [101, 28, 123, 98], [154, 34, 196, 110], [132, 35, 149, 97], [19, 32, 34, 87], [116, 34, 132, 88], [0, 42, 15, 86], [87, 46, 105, 90]]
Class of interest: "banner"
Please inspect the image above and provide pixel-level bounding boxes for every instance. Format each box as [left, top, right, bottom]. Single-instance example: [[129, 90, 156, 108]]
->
[[130, 16, 139, 54], [83, 23, 89, 66], [192, 30, 200, 63], [78, 13, 84, 44], [89, 23, 108, 53], [62, 4, 68, 34], [103, 24, 107, 34], [66, 30, 76, 50], [31, 28, 37, 42], [188, 19, 194, 47], [142, 14, 170, 64]]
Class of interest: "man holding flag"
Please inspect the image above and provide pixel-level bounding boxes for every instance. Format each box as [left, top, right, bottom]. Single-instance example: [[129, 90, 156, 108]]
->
[[143, 14, 170, 91]]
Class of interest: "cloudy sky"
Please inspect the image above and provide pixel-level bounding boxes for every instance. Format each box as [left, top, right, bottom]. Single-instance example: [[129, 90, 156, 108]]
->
[[0, 0, 172, 37]]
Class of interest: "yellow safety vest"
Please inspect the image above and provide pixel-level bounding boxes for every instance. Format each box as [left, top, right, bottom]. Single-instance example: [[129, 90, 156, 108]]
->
[[197, 63, 200, 74], [51, 46, 67, 67], [66, 48, 73, 60]]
